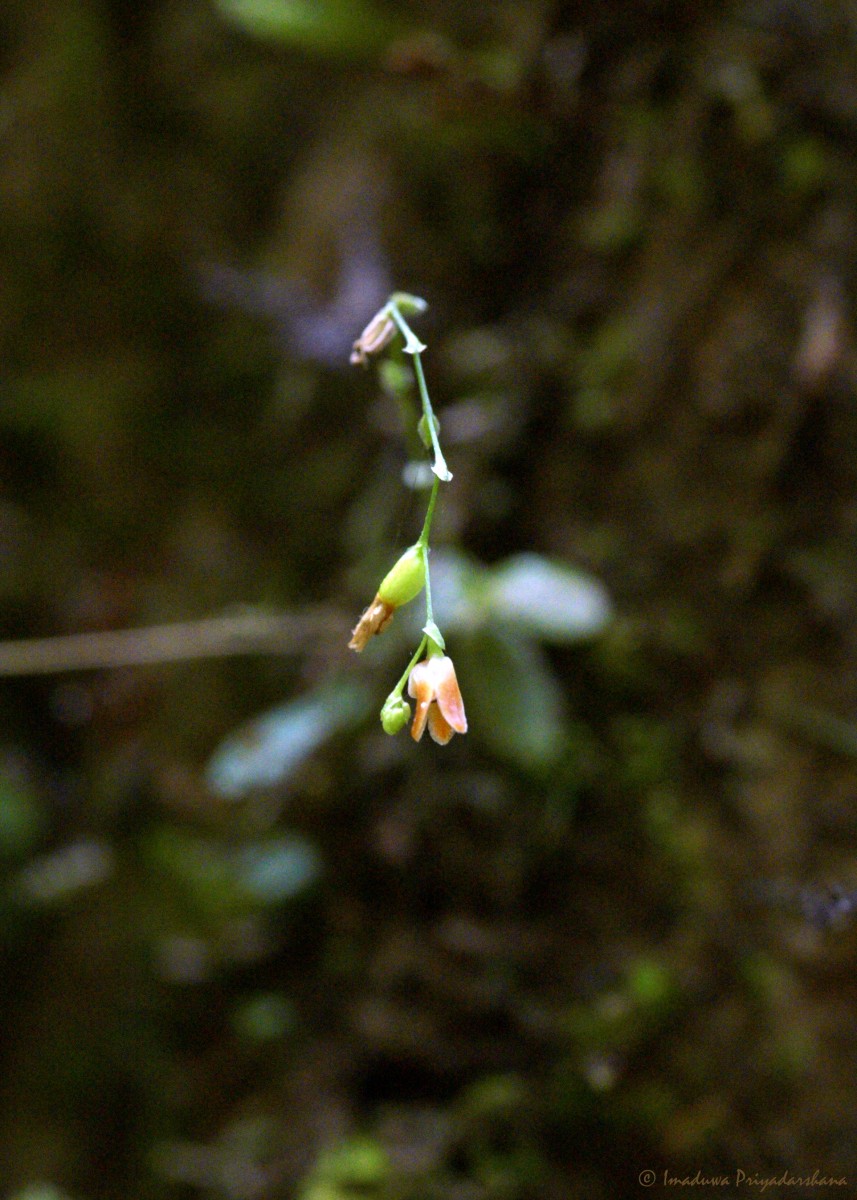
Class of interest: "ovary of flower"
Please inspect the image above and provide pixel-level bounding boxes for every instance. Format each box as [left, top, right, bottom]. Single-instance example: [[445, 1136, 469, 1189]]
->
[[407, 654, 467, 744]]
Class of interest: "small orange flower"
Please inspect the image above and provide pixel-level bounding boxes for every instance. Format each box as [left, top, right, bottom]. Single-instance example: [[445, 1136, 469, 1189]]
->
[[407, 653, 467, 744]]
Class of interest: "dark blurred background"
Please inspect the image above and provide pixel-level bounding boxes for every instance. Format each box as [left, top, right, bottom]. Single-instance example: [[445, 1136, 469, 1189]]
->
[[2, 1, 857, 1197]]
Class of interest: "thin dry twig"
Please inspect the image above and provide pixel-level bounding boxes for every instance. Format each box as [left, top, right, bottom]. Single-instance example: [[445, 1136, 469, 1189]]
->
[[0, 608, 341, 676]]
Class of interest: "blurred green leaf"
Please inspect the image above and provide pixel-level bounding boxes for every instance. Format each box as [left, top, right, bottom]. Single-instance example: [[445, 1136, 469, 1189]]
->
[[207, 679, 368, 799], [298, 1135, 391, 1199], [215, 0, 397, 59], [458, 1072, 528, 1120], [626, 958, 675, 1014], [0, 760, 43, 858], [236, 835, 321, 902], [233, 992, 297, 1041], [147, 828, 246, 919], [432, 549, 612, 647], [147, 828, 322, 918], [458, 629, 565, 770], [770, 698, 857, 758], [781, 137, 828, 194], [17, 839, 114, 906], [486, 553, 612, 643], [9, 1187, 73, 1200]]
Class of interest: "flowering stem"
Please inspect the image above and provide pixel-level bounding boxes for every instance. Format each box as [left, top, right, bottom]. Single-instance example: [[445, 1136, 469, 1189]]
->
[[387, 297, 451, 482], [385, 303, 446, 649], [412, 353, 451, 481], [352, 292, 457, 727]]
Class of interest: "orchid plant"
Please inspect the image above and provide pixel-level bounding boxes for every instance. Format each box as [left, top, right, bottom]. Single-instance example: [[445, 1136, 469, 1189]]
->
[[348, 293, 467, 745]]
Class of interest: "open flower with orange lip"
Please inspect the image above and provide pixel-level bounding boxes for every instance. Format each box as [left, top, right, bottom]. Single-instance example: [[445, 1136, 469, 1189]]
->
[[407, 650, 467, 744]]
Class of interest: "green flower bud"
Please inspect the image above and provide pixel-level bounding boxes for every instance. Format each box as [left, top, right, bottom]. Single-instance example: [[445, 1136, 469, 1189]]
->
[[380, 694, 411, 735], [377, 544, 426, 609], [390, 292, 427, 317], [417, 411, 440, 451]]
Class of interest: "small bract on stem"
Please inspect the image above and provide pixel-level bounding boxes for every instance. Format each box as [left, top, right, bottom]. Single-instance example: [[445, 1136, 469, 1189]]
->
[[349, 293, 466, 745]]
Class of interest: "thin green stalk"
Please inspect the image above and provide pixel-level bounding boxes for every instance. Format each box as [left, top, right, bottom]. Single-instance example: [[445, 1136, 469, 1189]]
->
[[418, 475, 440, 547], [390, 633, 428, 700], [412, 352, 451, 481], [418, 476, 440, 630], [387, 298, 451, 482]]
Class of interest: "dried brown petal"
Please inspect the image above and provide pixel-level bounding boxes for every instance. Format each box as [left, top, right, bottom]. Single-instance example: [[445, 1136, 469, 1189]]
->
[[348, 596, 395, 652]]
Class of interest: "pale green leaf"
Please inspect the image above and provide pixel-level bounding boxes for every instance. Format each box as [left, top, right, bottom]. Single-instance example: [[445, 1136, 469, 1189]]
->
[[457, 629, 565, 770], [487, 553, 612, 642], [236, 836, 321, 902], [215, 0, 395, 59], [207, 679, 368, 799]]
